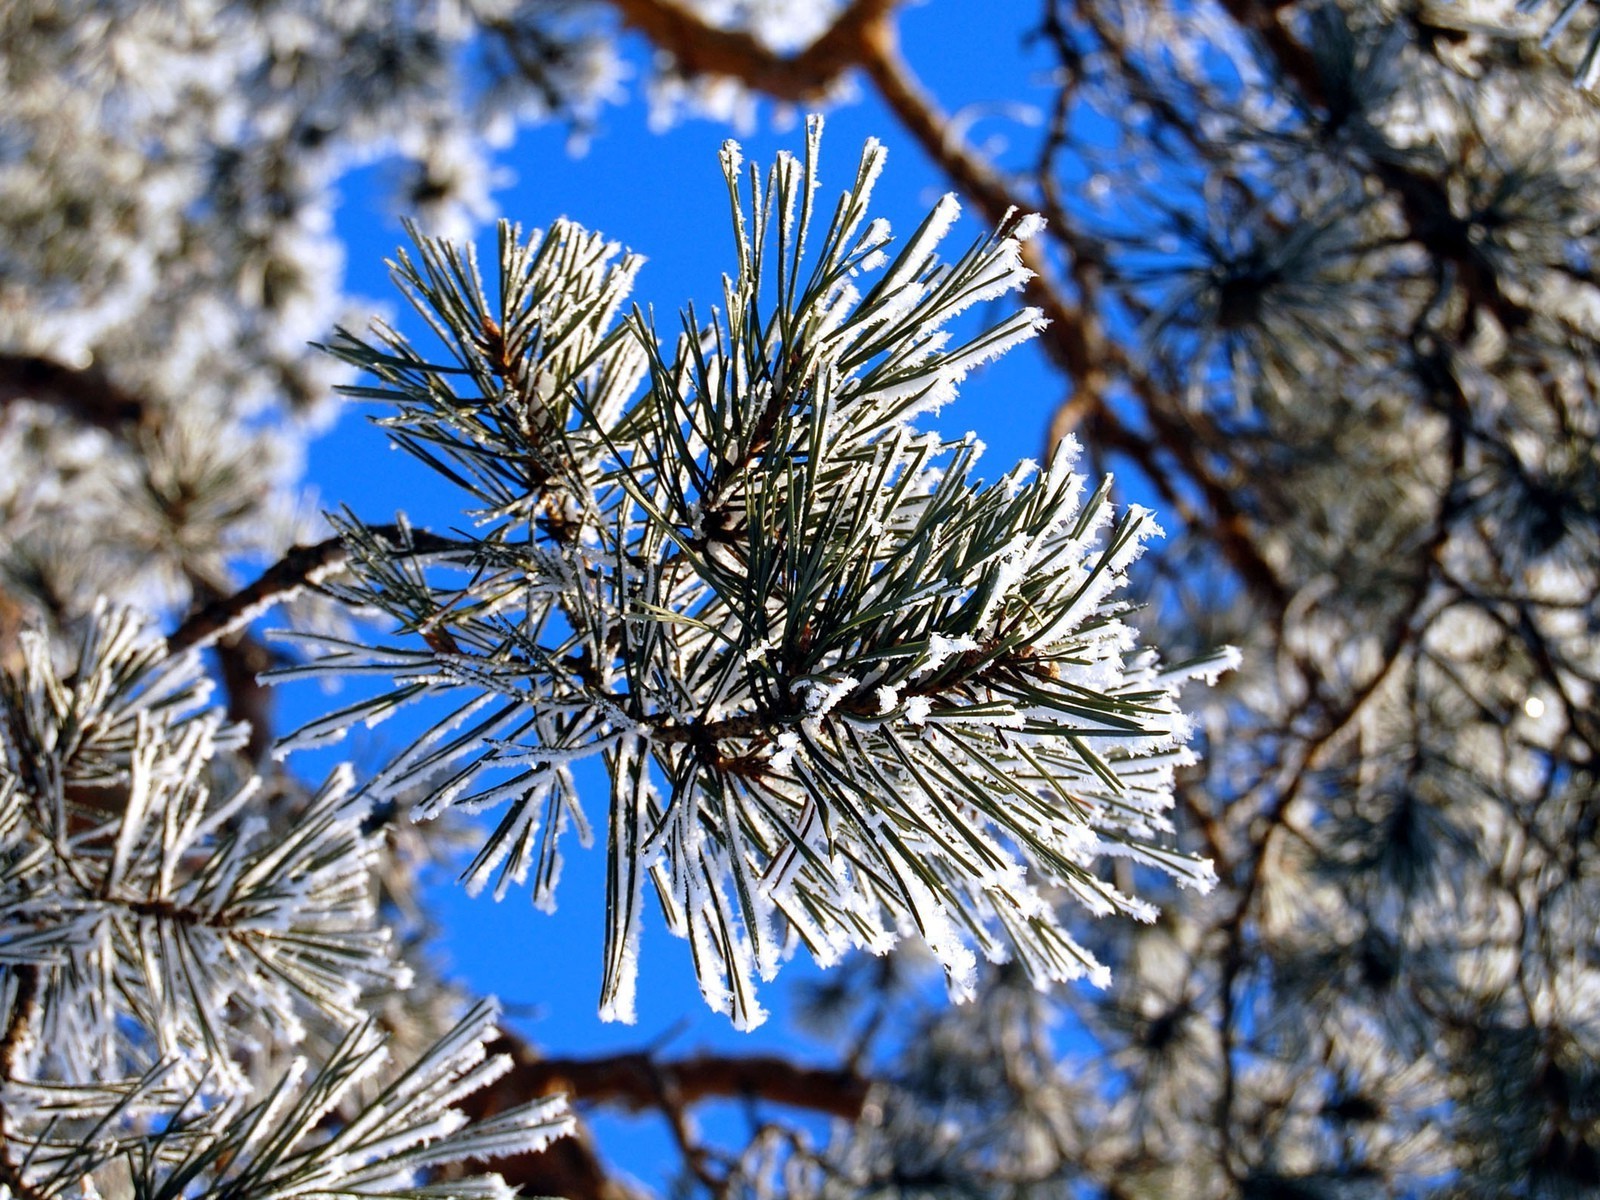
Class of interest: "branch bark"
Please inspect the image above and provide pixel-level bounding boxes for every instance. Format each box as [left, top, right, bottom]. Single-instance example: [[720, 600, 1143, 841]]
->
[[0, 353, 150, 432], [605, 0, 900, 101], [167, 526, 471, 655], [0, 965, 45, 1200], [459, 1034, 871, 1200], [492, 1043, 871, 1120]]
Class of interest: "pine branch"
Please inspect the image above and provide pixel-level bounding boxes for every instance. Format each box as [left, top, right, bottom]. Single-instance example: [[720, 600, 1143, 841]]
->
[[1216, 0, 1536, 330], [295, 132, 1226, 1027]]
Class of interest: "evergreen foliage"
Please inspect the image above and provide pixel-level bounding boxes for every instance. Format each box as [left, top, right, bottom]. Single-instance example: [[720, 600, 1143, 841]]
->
[[0, 606, 571, 1199], [287, 124, 1224, 1027], [2, 1, 1599, 1198]]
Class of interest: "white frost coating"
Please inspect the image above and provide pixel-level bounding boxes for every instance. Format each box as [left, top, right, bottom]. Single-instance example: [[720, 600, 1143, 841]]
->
[[877, 193, 962, 299], [858, 307, 1049, 424], [854, 136, 887, 198], [1004, 457, 1039, 499], [978, 536, 1039, 629], [903, 695, 933, 726], [462, 801, 539, 899], [1035, 508, 1162, 649], [1092, 836, 1220, 894], [597, 945, 639, 1026], [915, 634, 980, 679], [940, 308, 1050, 382], [940, 239, 1034, 321], [1011, 212, 1048, 241], [792, 674, 858, 718], [770, 729, 803, 772], [897, 861, 979, 1002], [742, 636, 778, 665], [857, 216, 893, 271]]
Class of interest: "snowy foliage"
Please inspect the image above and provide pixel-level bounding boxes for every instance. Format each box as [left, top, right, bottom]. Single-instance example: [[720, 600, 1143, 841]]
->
[[277, 120, 1225, 1029], [0, 604, 571, 1198], [0, 0, 832, 646], [5, 1, 1599, 1196]]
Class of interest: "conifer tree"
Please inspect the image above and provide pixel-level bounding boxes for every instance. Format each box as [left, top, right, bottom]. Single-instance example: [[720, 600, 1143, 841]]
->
[[3, 2, 1598, 1197]]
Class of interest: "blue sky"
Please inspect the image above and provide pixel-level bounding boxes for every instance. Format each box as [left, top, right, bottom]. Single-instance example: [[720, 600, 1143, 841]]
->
[[293, 2, 1087, 1181]]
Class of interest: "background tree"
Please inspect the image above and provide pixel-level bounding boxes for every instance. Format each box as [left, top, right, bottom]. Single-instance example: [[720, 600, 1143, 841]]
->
[[3, 1, 1599, 1198]]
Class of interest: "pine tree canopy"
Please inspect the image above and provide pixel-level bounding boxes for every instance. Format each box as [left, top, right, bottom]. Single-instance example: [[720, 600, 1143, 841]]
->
[[2, 2, 1598, 1197]]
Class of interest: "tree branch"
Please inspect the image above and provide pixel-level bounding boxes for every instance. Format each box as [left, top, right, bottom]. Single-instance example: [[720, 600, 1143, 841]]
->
[[167, 526, 472, 655], [488, 1039, 871, 1121], [0, 965, 45, 1200], [605, 0, 900, 102], [458, 1035, 870, 1200], [0, 353, 150, 432], [0, 966, 39, 1092]]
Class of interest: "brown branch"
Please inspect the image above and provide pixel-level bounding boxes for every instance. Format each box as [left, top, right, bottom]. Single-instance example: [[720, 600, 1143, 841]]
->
[[0, 964, 45, 1200], [458, 1034, 870, 1200], [0, 353, 151, 432], [0, 966, 39, 1090], [167, 526, 471, 655], [605, 0, 900, 102], [489, 1041, 871, 1121], [216, 630, 278, 761]]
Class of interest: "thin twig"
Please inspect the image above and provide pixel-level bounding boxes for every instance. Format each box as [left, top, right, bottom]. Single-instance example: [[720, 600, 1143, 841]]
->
[[0, 965, 45, 1200], [167, 526, 472, 655]]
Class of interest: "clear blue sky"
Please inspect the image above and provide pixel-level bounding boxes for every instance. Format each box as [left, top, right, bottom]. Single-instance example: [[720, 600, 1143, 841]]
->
[[293, 2, 1085, 1180]]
